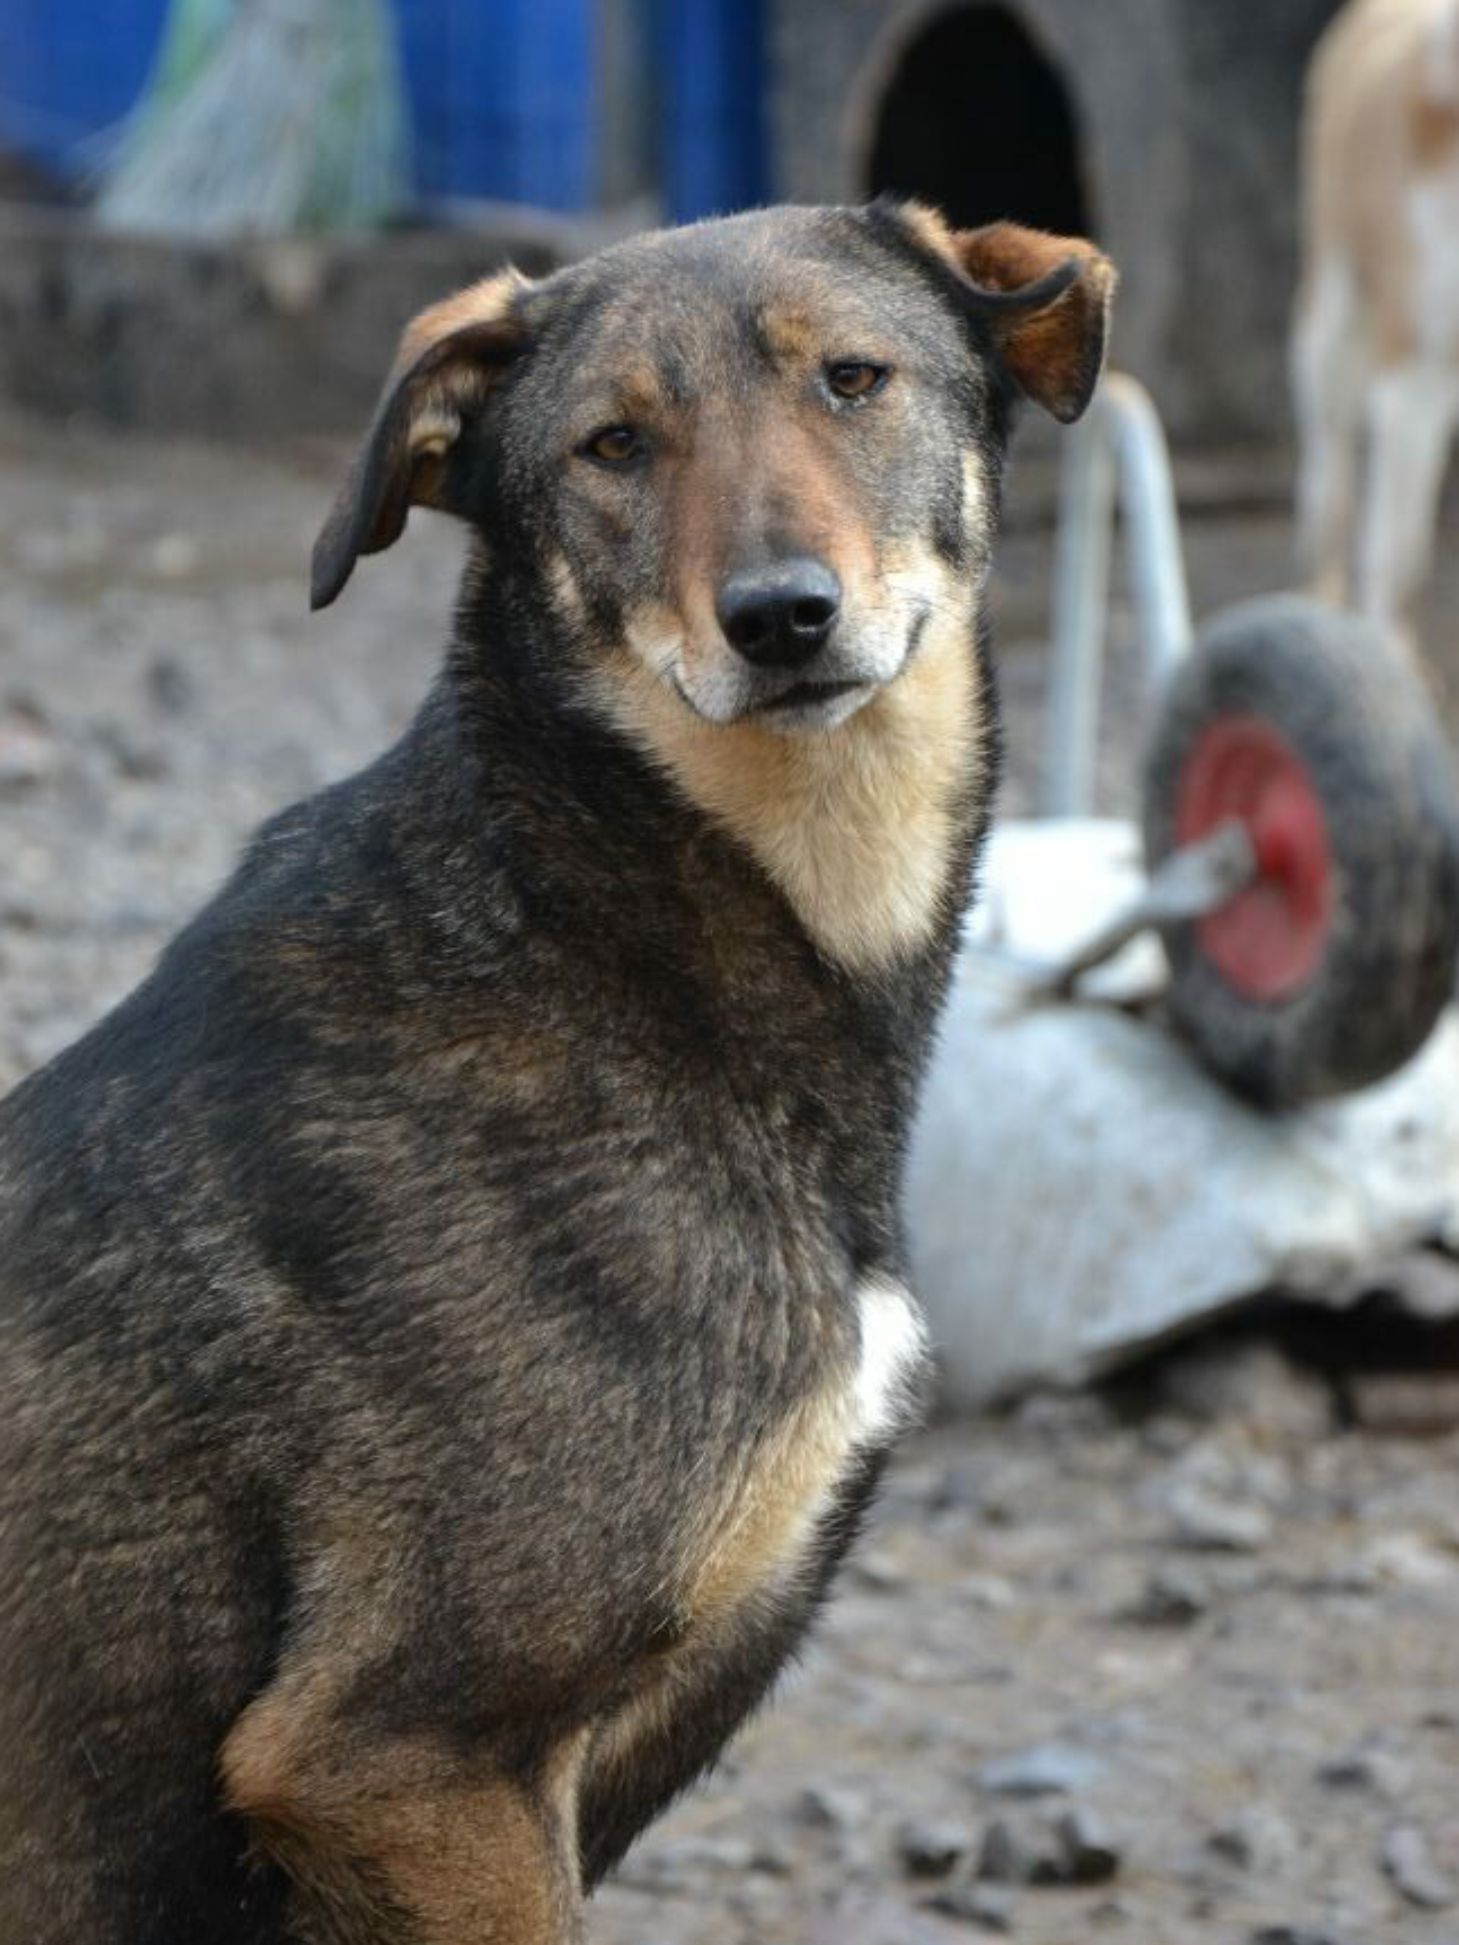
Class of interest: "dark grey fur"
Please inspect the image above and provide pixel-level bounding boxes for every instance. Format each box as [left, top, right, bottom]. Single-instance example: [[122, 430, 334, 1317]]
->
[[0, 203, 1109, 1944]]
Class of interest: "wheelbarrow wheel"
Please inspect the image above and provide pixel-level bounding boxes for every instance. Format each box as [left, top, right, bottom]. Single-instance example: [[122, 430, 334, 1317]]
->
[[1143, 593, 1459, 1107]]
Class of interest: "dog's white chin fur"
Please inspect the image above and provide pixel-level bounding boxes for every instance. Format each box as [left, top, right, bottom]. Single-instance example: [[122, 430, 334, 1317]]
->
[[745, 683, 880, 735], [672, 632, 918, 734], [673, 670, 890, 734]]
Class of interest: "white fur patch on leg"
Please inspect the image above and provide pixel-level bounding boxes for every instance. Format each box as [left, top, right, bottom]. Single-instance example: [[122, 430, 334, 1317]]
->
[[852, 1274, 929, 1447]]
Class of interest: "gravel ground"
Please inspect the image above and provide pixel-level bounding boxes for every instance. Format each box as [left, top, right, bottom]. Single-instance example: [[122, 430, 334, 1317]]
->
[[3, 411, 1459, 1944]]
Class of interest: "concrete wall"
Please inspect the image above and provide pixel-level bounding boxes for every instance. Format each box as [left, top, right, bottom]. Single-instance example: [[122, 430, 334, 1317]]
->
[[1161, 0, 1342, 436], [0, 207, 576, 437]]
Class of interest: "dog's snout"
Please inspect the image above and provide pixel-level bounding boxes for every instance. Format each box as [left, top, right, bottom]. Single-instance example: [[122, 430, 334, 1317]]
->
[[716, 560, 842, 668]]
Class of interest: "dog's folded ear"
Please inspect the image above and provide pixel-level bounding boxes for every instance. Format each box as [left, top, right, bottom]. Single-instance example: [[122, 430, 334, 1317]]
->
[[311, 270, 532, 610], [896, 206, 1116, 424]]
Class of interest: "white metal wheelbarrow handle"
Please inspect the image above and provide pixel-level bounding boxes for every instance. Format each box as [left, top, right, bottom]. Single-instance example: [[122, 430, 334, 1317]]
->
[[1044, 371, 1195, 817]]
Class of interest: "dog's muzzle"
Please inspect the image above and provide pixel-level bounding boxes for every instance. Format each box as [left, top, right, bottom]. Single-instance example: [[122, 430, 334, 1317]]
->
[[715, 559, 842, 672], [667, 568, 934, 732]]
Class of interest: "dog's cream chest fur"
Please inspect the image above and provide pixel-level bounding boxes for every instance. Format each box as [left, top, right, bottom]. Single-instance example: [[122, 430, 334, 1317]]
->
[[682, 1273, 928, 1625]]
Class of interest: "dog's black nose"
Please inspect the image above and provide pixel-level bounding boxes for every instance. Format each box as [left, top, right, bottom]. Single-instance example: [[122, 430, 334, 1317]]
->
[[716, 560, 842, 668]]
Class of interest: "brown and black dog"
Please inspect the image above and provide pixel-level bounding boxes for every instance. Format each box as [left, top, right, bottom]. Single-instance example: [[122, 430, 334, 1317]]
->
[[0, 203, 1112, 1943]]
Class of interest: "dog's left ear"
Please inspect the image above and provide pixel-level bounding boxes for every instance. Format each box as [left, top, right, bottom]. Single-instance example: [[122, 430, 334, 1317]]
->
[[311, 270, 533, 610], [898, 207, 1116, 424]]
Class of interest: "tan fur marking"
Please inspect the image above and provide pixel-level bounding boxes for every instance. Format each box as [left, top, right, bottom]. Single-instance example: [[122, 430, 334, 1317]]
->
[[758, 304, 821, 361], [612, 363, 666, 422], [547, 553, 587, 628], [397, 268, 528, 372], [960, 449, 989, 534], [223, 1688, 584, 1944], [683, 1387, 855, 1623], [679, 1274, 923, 1624], [600, 577, 983, 971], [900, 201, 958, 261], [1414, 88, 1459, 165], [621, 599, 685, 679]]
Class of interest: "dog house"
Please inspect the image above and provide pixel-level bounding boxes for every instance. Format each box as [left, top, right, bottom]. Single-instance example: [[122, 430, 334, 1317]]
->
[[768, 0, 1344, 442]]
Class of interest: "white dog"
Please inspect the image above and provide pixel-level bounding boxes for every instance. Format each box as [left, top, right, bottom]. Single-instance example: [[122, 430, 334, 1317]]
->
[[1294, 0, 1459, 646]]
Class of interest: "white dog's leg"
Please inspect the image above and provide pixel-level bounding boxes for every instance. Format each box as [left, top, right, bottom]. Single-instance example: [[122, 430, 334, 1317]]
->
[[1357, 360, 1458, 651], [1293, 257, 1366, 607]]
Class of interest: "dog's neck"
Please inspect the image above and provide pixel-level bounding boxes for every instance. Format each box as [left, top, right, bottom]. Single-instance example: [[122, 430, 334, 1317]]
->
[[590, 606, 991, 977], [446, 570, 992, 983]]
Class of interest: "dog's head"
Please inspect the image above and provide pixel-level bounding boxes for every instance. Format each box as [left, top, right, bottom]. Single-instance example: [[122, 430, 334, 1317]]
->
[[313, 204, 1112, 736]]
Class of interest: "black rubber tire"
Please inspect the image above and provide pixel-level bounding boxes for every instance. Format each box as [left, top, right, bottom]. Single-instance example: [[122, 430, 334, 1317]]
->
[[1143, 594, 1459, 1108]]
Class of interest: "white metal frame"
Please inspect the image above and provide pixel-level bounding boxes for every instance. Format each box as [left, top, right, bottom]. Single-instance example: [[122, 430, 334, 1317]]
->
[[1043, 372, 1194, 816]]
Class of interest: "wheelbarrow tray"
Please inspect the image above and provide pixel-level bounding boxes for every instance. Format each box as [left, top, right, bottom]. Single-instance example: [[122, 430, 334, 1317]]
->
[[906, 819, 1459, 1404]]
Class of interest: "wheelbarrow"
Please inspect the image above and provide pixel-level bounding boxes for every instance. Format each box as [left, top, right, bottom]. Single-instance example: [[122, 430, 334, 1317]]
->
[[905, 375, 1459, 1403]]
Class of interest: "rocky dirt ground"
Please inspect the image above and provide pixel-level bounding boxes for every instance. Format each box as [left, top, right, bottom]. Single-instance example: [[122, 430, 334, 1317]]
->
[[3, 412, 1459, 1944]]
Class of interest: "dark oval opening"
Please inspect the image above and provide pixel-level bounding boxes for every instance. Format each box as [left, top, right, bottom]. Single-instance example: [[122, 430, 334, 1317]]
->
[[866, 3, 1093, 236]]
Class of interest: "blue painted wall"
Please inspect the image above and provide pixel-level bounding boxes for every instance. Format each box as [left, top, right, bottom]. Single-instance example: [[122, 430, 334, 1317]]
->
[[397, 0, 594, 211], [0, 0, 168, 171], [654, 0, 768, 222], [0, 0, 766, 218]]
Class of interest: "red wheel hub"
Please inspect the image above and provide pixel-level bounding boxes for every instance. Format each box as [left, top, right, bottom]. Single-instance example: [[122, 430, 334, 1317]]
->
[[1174, 714, 1332, 1001]]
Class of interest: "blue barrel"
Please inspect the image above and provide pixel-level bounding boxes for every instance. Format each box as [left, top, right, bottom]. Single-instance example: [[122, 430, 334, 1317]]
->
[[653, 0, 767, 223], [398, 0, 595, 212], [0, 0, 167, 177]]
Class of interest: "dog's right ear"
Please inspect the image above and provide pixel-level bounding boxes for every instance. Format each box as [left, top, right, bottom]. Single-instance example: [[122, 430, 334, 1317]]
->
[[886, 203, 1114, 425], [311, 269, 532, 610]]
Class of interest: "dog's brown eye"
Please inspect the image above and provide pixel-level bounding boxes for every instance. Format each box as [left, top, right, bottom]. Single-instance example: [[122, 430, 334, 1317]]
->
[[584, 425, 643, 465], [826, 362, 889, 401]]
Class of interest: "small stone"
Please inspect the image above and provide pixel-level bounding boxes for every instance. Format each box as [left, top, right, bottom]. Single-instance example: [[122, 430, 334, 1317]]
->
[[975, 1742, 1105, 1798], [1208, 1807, 1297, 1874], [1154, 1338, 1335, 1441], [815, 1890, 979, 1943], [954, 1571, 1018, 1611], [898, 1819, 974, 1878], [1382, 1825, 1457, 1910], [1166, 1484, 1271, 1553], [1334, 1248, 1459, 1322], [1316, 1743, 1409, 1799], [1362, 1532, 1459, 1589], [1349, 1373, 1459, 1437], [1056, 1805, 1122, 1885], [1121, 1562, 1210, 1626], [748, 1838, 794, 1876], [0, 716, 59, 795], [926, 1463, 984, 1518], [616, 1833, 757, 1892], [91, 722, 167, 781], [1015, 1390, 1113, 1442], [849, 1550, 908, 1593], [795, 1784, 865, 1833], [1142, 1414, 1195, 1457], [146, 533, 200, 579], [1090, 1897, 1133, 1927], [927, 1880, 1016, 1931], [1306, 1554, 1381, 1597], [977, 1812, 1076, 1887], [147, 656, 195, 714]]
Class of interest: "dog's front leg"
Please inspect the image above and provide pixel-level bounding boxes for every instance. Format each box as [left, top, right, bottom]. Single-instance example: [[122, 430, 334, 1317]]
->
[[222, 1678, 586, 1944]]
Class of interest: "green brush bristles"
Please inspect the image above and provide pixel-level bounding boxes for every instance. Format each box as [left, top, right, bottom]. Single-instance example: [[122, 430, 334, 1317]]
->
[[97, 0, 410, 239]]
